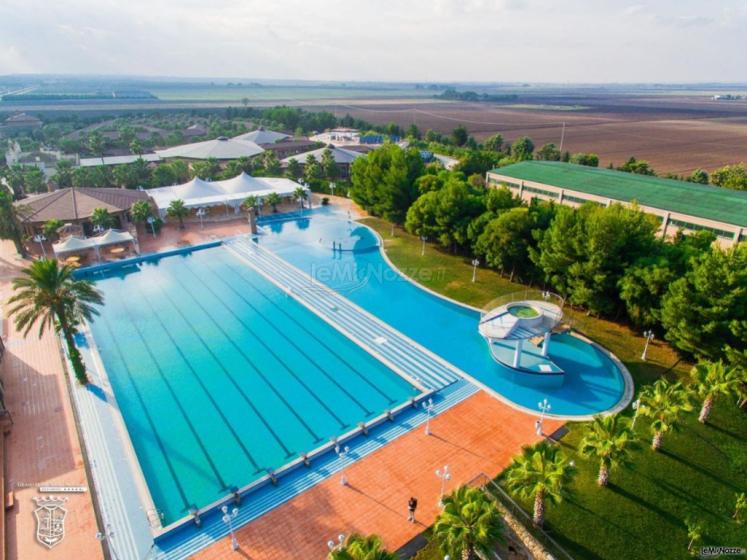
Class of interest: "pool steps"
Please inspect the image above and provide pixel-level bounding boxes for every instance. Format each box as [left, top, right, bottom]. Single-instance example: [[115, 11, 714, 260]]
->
[[225, 237, 464, 392]]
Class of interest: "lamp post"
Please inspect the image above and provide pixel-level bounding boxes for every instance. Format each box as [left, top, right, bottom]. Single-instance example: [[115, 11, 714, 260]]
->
[[435, 465, 451, 506], [146, 216, 157, 238], [420, 235, 427, 257], [327, 533, 345, 552], [329, 182, 336, 197], [221, 504, 239, 551], [95, 523, 119, 560], [471, 258, 480, 283], [33, 233, 46, 258], [422, 397, 435, 435], [641, 330, 654, 361], [631, 397, 641, 430], [536, 398, 551, 436], [196, 207, 206, 229], [335, 444, 350, 486]]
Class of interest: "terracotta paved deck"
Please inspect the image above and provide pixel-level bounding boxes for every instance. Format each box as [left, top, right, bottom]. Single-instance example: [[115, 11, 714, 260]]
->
[[194, 390, 561, 560], [0, 241, 102, 560]]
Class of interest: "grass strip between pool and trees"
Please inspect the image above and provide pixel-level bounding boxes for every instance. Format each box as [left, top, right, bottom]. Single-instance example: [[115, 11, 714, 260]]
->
[[362, 217, 747, 560]]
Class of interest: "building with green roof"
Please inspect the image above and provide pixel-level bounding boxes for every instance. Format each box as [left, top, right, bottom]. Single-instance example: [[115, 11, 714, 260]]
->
[[486, 161, 747, 246]]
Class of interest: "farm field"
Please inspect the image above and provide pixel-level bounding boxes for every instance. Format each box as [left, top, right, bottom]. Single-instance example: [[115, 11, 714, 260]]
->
[[313, 95, 747, 175]]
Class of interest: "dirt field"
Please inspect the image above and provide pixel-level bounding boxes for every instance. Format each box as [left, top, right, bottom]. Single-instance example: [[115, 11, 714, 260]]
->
[[311, 95, 747, 175]]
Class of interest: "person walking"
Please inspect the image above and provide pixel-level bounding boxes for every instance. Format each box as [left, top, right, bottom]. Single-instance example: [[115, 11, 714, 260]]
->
[[407, 496, 418, 523]]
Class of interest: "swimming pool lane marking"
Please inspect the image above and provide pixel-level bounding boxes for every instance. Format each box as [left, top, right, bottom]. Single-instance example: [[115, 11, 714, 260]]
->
[[175, 261, 351, 432], [134, 282, 264, 472], [231, 241, 459, 389], [174, 259, 354, 428], [145, 273, 295, 459], [226, 240, 452, 390], [210, 253, 399, 405], [93, 309, 192, 514], [197, 255, 380, 415], [163, 266, 328, 441], [107, 284, 230, 493]]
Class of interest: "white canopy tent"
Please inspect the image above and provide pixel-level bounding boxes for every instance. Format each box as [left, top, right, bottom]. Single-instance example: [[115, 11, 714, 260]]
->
[[52, 230, 136, 259], [148, 172, 307, 215], [52, 236, 94, 255], [92, 229, 135, 247]]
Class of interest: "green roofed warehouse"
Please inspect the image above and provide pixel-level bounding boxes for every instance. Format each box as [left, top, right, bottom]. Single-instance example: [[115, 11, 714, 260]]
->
[[486, 161, 747, 246]]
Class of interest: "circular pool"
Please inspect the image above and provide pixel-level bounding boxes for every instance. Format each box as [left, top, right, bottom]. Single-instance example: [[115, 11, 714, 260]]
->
[[507, 304, 540, 318]]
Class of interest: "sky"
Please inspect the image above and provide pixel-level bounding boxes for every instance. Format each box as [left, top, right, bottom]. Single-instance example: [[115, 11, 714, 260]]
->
[[0, 0, 746, 82]]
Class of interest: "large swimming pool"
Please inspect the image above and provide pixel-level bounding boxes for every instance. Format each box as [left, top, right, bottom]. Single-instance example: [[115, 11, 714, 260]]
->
[[255, 208, 629, 417], [84, 246, 419, 525]]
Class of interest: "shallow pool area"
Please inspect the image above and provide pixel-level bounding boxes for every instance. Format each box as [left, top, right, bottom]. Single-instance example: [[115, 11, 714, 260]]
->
[[255, 208, 630, 417]]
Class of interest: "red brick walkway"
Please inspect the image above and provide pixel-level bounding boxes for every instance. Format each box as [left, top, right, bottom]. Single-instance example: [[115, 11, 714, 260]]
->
[[0, 241, 102, 560], [194, 390, 561, 560]]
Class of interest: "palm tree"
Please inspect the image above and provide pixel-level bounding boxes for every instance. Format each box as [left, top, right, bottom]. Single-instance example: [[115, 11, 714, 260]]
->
[[504, 441, 575, 527], [292, 187, 308, 209], [129, 139, 143, 156], [0, 191, 29, 257], [42, 219, 64, 242], [579, 415, 637, 486], [130, 200, 153, 227], [266, 192, 282, 213], [7, 259, 103, 384], [88, 132, 105, 165], [328, 533, 397, 560], [167, 199, 189, 229], [689, 360, 742, 423], [91, 207, 115, 231], [432, 485, 505, 560], [638, 379, 693, 451], [241, 196, 258, 215]]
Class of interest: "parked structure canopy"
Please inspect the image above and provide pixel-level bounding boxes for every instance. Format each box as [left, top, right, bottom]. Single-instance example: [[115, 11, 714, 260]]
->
[[281, 145, 364, 165], [233, 128, 290, 145], [155, 136, 264, 160], [148, 172, 305, 214], [52, 229, 135, 256]]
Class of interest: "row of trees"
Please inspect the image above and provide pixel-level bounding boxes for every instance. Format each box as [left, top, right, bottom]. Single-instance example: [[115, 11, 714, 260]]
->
[[348, 144, 745, 369], [326, 354, 744, 559], [505, 356, 745, 528]]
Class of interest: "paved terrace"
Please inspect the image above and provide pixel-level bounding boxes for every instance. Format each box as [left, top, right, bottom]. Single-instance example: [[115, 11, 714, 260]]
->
[[0, 241, 102, 560], [193, 390, 560, 560]]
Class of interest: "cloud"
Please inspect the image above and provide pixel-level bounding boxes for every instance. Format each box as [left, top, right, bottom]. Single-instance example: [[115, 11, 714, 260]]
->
[[0, 0, 744, 81]]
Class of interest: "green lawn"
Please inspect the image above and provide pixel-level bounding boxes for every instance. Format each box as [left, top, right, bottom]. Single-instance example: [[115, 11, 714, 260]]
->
[[362, 217, 747, 560]]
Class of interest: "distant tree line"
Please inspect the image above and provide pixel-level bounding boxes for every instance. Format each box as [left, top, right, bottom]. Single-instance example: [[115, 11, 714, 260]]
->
[[435, 88, 519, 102]]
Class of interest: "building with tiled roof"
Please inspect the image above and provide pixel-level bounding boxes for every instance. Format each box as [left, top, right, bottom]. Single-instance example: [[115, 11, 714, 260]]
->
[[14, 187, 150, 235]]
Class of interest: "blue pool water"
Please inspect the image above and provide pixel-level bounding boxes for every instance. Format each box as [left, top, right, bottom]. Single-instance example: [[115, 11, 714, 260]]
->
[[85, 245, 418, 525], [255, 208, 628, 417]]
